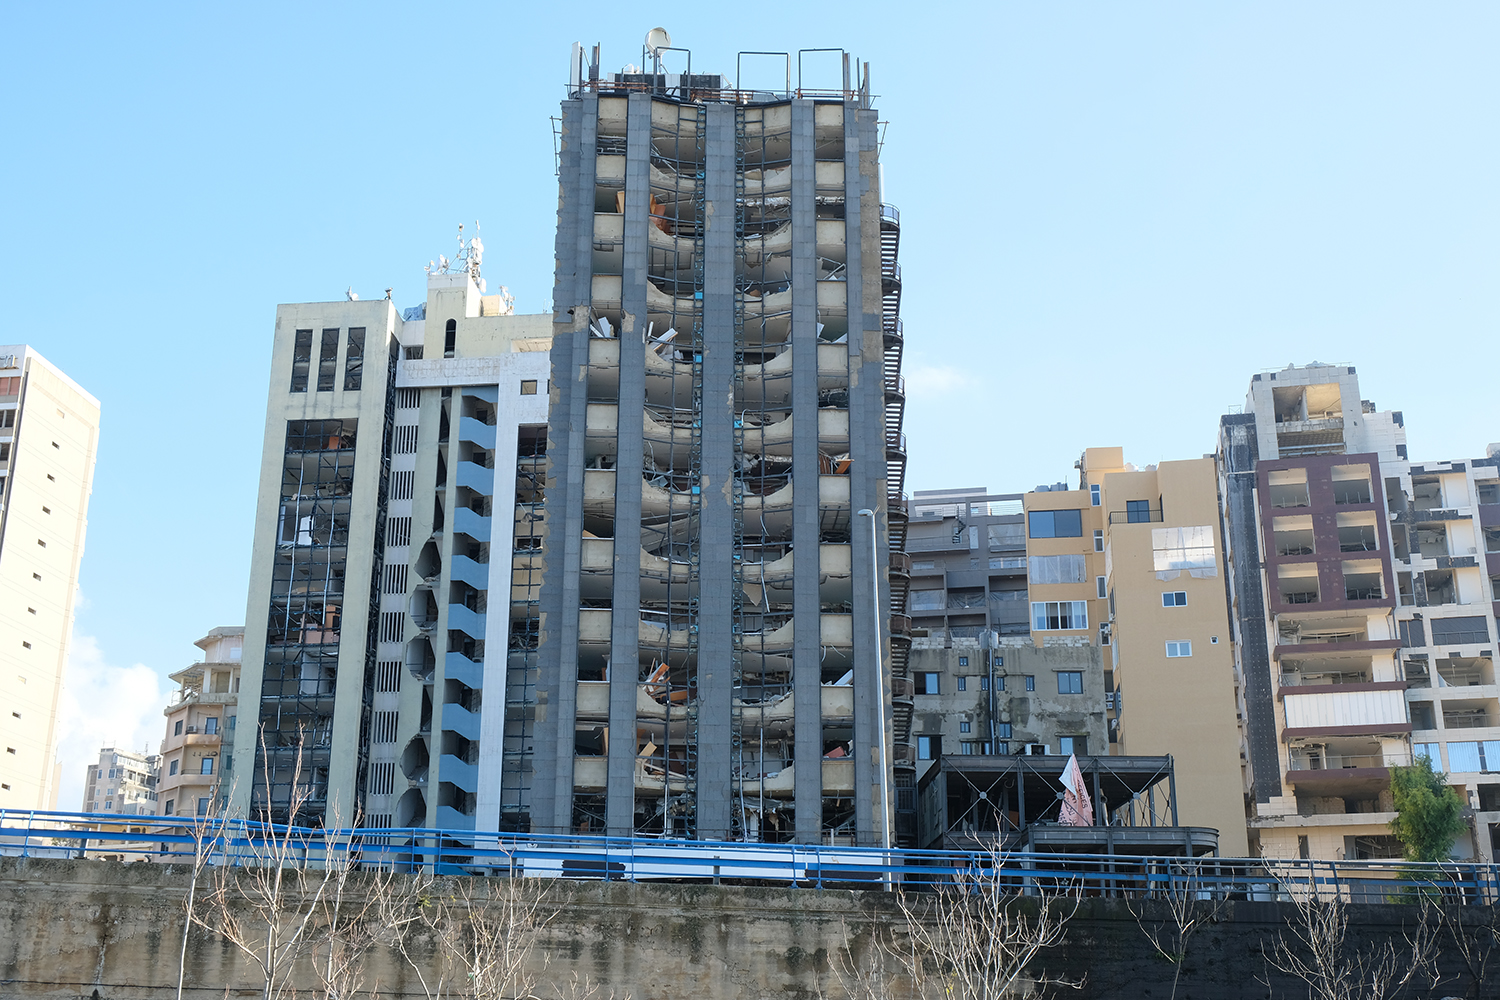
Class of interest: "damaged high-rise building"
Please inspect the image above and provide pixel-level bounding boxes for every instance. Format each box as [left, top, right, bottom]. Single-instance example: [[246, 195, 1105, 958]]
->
[[231, 40, 910, 844], [529, 44, 910, 845]]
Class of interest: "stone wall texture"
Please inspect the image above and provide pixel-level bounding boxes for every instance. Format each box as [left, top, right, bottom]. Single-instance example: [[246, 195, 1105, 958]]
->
[[0, 857, 1485, 999]]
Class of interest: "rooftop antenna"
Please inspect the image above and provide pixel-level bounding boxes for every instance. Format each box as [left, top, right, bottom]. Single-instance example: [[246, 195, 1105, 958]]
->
[[645, 27, 671, 77]]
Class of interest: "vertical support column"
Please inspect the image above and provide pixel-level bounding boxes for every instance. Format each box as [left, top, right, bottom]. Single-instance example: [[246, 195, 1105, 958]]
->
[[845, 103, 885, 846], [696, 103, 738, 841], [534, 94, 599, 834], [789, 100, 823, 844], [606, 94, 652, 835]]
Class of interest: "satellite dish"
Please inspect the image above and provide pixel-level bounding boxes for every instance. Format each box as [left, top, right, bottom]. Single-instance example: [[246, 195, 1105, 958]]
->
[[645, 27, 671, 56]]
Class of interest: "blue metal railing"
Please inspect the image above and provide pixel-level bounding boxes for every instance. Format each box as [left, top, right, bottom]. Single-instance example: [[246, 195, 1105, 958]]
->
[[4, 808, 1499, 902]]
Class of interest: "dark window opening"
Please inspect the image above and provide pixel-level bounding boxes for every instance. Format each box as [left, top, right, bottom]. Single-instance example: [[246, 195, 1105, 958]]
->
[[316, 328, 339, 391], [290, 329, 312, 392], [343, 327, 365, 391]]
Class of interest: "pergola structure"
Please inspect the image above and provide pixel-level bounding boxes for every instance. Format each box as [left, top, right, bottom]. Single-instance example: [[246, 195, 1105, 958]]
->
[[916, 754, 1219, 857]]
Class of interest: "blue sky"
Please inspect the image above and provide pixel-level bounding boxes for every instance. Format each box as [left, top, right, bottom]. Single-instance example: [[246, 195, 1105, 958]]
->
[[4, 3, 1496, 805]]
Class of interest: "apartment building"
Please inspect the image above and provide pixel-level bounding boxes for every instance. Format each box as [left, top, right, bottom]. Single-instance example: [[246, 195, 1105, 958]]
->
[[903, 488, 1105, 772], [1006, 450, 1249, 853], [81, 745, 159, 816], [530, 43, 908, 846], [229, 256, 552, 830], [906, 488, 1030, 639], [160, 627, 243, 817], [0, 346, 100, 811], [1082, 449, 1248, 856], [1219, 363, 1438, 861], [1388, 455, 1500, 856]]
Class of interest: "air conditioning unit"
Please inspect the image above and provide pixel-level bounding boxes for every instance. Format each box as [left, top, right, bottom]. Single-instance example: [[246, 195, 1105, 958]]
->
[[184, 726, 198, 735]]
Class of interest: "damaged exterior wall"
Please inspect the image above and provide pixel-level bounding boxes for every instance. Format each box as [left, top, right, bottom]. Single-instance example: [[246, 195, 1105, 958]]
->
[[908, 636, 1105, 765], [231, 275, 554, 834], [532, 58, 906, 846]]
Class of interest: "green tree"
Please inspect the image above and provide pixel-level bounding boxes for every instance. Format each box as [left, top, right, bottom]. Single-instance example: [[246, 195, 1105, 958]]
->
[[1388, 755, 1466, 863]]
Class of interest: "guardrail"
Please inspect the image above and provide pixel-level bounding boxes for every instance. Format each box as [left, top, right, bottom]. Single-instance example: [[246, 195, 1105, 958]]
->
[[5, 809, 1500, 902]]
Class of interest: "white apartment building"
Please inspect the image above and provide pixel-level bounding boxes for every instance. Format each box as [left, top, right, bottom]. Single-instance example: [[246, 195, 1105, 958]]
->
[[229, 253, 552, 833], [0, 346, 100, 810], [81, 745, 159, 816], [1389, 454, 1500, 857]]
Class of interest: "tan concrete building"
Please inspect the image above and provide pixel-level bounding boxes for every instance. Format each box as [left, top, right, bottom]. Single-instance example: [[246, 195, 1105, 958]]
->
[[1083, 449, 1248, 857], [897, 463, 1243, 854], [1017, 449, 1248, 855], [0, 346, 100, 811], [159, 627, 243, 818]]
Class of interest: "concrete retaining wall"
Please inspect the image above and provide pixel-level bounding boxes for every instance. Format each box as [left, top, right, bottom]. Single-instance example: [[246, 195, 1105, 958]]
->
[[0, 857, 1480, 999]]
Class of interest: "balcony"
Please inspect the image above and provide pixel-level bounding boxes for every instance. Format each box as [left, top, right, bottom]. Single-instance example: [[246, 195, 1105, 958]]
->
[[1285, 750, 1407, 793], [1108, 508, 1163, 524], [1442, 707, 1495, 730], [1281, 687, 1410, 740]]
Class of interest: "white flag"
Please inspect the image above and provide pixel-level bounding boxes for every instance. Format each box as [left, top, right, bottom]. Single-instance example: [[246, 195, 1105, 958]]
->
[[1059, 753, 1094, 827]]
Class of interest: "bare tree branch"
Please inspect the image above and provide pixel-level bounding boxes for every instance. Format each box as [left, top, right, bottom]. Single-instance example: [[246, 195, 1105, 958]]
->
[[1264, 886, 1439, 1000]]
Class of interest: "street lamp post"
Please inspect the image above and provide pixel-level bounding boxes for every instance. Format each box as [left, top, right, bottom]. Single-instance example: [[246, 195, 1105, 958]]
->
[[857, 508, 892, 886]]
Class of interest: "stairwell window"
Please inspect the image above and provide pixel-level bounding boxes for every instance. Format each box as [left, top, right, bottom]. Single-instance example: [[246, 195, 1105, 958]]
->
[[520, 380, 538, 395], [1166, 640, 1193, 658], [1090, 485, 1101, 506], [1163, 591, 1187, 607]]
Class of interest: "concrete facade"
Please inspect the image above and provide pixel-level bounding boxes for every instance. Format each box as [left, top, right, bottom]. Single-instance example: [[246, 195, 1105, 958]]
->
[[0, 856, 1480, 1000], [532, 52, 908, 846], [0, 346, 99, 812], [907, 637, 1107, 768], [906, 488, 1029, 640], [230, 268, 553, 832], [158, 627, 242, 818], [79, 746, 158, 817], [1218, 362, 1500, 861]]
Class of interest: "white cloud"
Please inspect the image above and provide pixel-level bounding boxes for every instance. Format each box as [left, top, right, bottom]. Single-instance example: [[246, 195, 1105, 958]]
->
[[55, 633, 169, 812]]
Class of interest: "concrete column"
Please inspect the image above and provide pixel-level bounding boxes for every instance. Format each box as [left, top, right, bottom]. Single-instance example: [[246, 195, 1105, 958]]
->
[[534, 95, 598, 834], [789, 100, 824, 843], [603, 95, 652, 835], [844, 103, 881, 846], [695, 102, 737, 840]]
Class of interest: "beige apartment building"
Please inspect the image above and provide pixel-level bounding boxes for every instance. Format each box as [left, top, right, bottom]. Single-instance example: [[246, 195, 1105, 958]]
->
[[1022, 448, 1249, 856], [159, 627, 243, 818], [0, 346, 100, 811]]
